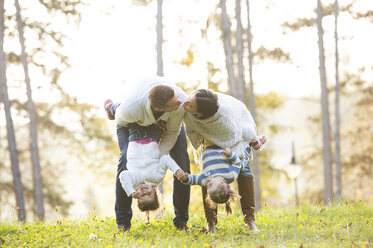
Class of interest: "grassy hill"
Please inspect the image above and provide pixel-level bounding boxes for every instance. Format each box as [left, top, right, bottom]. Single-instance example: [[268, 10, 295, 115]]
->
[[1, 202, 372, 247]]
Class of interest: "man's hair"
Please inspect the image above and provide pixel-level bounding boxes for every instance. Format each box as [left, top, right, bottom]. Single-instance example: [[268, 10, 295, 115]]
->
[[137, 191, 160, 212], [148, 85, 175, 109], [195, 89, 219, 119]]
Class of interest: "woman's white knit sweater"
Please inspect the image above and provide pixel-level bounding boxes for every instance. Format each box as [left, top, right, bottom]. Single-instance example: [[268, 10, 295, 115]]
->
[[184, 92, 257, 158], [119, 141, 181, 197]]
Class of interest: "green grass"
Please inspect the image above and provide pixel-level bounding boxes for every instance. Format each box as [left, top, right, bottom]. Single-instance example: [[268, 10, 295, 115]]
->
[[1, 202, 372, 247]]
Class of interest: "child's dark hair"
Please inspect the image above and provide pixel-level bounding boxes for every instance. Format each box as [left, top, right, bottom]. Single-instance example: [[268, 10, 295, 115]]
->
[[194, 89, 219, 119], [207, 184, 238, 215], [148, 84, 175, 109], [137, 191, 160, 212]]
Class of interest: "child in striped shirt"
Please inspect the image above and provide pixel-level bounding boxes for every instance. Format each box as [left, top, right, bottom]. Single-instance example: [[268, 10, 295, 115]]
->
[[180, 140, 248, 215]]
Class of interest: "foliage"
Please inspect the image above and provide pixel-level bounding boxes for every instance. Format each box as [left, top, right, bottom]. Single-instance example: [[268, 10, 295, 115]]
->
[[0, 202, 372, 247], [282, 1, 373, 32], [254, 46, 291, 63], [0, 0, 117, 219]]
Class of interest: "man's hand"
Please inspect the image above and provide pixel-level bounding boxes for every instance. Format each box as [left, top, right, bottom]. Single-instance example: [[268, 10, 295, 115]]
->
[[175, 169, 189, 182], [158, 120, 167, 139]]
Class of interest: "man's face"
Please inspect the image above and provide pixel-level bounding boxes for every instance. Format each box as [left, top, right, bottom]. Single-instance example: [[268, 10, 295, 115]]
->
[[136, 184, 156, 205], [162, 93, 182, 112], [183, 94, 204, 119]]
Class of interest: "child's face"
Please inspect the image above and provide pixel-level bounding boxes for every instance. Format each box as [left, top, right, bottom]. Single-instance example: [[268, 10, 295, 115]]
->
[[206, 177, 227, 194], [136, 184, 156, 205]]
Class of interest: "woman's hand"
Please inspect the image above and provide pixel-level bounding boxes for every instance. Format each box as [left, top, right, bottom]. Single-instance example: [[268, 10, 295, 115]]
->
[[222, 148, 231, 156]]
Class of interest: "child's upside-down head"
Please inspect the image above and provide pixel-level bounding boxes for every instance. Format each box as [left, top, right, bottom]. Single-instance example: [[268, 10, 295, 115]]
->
[[134, 184, 160, 212], [206, 176, 240, 215]]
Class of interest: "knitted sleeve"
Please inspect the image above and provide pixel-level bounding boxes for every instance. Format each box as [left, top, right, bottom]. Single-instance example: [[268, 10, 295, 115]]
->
[[158, 108, 185, 157], [159, 155, 181, 174], [119, 171, 143, 197], [224, 152, 243, 171], [184, 116, 203, 149]]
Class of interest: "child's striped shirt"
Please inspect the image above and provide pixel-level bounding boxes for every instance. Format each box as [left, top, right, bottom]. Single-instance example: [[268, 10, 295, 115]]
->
[[185, 147, 242, 186]]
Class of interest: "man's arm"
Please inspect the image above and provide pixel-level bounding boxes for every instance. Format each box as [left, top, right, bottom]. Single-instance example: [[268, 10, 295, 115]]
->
[[115, 103, 139, 127]]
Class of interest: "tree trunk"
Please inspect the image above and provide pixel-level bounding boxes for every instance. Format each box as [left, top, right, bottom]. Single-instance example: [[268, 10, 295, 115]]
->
[[156, 0, 163, 77], [334, 0, 342, 201], [156, 0, 164, 195], [235, 0, 246, 103], [0, 0, 26, 222], [316, 0, 333, 204], [245, 0, 261, 210], [220, 0, 237, 96], [15, 0, 45, 220]]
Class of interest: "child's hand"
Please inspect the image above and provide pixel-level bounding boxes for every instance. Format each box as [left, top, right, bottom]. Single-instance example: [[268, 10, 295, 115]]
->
[[222, 148, 231, 156], [175, 169, 189, 182], [132, 191, 141, 199], [179, 172, 189, 183]]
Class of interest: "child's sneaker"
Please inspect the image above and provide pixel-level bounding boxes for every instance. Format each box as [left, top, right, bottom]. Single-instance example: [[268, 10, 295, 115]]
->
[[104, 99, 115, 120], [250, 135, 266, 150]]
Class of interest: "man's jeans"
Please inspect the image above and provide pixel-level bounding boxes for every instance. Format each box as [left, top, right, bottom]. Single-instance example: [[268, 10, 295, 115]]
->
[[115, 124, 190, 228]]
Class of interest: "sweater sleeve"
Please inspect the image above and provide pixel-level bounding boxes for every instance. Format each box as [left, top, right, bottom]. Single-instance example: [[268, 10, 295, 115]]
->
[[159, 155, 181, 174], [158, 108, 185, 156], [224, 152, 243, 171], [184, 116, 203, 150], [183, 174, 203, 186], [115, 103, 139, 127], [119, 170, 143, 197]]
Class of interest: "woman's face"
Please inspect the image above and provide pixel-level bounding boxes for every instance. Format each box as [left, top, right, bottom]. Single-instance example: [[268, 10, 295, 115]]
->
[[183, 94, 204, 119]]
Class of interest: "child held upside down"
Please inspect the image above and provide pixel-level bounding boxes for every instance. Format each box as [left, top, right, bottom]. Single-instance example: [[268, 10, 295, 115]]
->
[[179, 140, 256, 232], [119, 122, 187, 213]]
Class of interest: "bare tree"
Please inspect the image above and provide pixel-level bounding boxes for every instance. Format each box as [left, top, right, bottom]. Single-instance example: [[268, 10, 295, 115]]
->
[[0, 0, 26, 222], [15, 0, 45, 220], [235, 0, 246, 103], [333, 0, 342, 201], [220, 0, 237, 96], [245, 0, 261, 210], [316, 0, 333, 204], [156, 0, 163, 77]]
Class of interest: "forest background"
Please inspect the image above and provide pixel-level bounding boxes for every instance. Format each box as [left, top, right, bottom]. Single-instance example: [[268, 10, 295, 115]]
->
[[0, 0, 372, 222]]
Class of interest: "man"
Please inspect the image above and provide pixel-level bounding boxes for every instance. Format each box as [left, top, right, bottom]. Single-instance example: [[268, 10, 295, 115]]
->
[[104, 76, 190, 232], [183, 89, 266, 232]]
